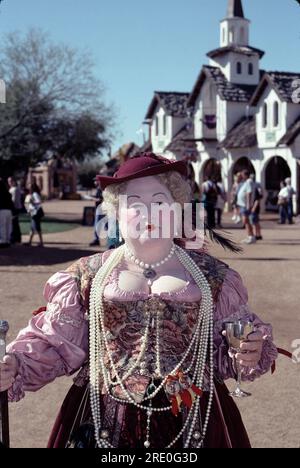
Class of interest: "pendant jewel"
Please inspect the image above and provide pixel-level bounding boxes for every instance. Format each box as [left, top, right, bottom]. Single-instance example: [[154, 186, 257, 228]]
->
[[100, 429, 109, 439], [143, 268, 157, 279], [124, 243, 176, 281]]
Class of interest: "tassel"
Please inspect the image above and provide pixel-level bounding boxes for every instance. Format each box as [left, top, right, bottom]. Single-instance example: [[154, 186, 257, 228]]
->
[[165, 370, 203, 415], [171, 395, 182, 416], [180, 389, 193, 408], [191, 384, 203, 397]]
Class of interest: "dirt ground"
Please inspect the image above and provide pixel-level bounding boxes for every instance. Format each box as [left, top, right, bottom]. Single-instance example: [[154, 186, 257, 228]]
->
[[0, 199, 299, 448]]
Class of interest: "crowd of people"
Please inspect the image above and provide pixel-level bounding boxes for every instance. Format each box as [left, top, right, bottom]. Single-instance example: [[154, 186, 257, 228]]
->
[[0, 169, 297, 250], [200, 170, 296, 245], [0, 177, 44, 249]]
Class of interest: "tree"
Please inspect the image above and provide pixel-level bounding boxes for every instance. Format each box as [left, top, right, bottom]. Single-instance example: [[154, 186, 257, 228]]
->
[[77, 157, 105, 190], [0, 28, 114, 176]]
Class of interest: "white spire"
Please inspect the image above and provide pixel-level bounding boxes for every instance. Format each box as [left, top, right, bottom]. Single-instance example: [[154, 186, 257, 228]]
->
[[220, 0, 249, 48], [227, 0, 245, 19]]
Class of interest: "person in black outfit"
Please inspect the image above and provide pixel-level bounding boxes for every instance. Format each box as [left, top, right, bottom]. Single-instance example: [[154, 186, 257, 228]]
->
[[201, 178, 219, 229], [89, 180, 103, 247]]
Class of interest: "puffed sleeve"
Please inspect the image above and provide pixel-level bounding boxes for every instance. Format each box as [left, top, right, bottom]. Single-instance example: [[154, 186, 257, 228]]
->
[[6, 271, 89, 402], [213, 268, 278, 382]]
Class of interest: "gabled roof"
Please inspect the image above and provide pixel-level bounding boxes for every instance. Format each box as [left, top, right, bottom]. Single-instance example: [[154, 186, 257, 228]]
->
[[145, 92, 190, 120], [219, 116, 257, 149], [164, 124, 197, 154], [277, 115, 300, 147], [250, 71, 300, 106], [207, 45, 265, 60], [111, 142, 140, 163], [188, 65, 257, 106]]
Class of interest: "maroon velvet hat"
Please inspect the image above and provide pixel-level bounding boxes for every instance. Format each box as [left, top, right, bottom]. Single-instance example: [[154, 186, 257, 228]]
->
[[96, 152, 188, 190]]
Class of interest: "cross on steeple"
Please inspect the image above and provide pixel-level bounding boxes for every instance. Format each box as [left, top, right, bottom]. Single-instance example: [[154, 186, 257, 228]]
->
[[227, 0, 245, 18]]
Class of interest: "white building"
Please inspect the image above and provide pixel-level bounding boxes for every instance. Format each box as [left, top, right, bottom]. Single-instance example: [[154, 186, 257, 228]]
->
[[142, 0, 300, 213]]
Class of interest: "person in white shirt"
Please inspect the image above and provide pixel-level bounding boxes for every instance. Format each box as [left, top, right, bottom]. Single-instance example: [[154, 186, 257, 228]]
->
[[236, 170, 256, 244], [8, 177, 22, 244], [277, 181, 290, 225], [285, 178, 296, 224], [25, 183, 44, 246], [230, 172, 243, 224]]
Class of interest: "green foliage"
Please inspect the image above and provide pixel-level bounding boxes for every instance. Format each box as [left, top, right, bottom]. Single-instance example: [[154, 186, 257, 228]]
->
[[0, 29, 115, 176], [77, 157, 104, 189]]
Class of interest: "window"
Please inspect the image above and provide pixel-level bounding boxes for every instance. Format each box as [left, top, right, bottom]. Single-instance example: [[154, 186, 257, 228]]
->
[[262, 103, 268, 128], [237, 62, 242, 74], [155, 116, 159, 136], [222, 27, 226, 44], [163, 115, 167, 135], [229, 27, 235, 43], [273, 102, 279, 127], [248, 63, 254, 75], [240, 27, 245, 43]]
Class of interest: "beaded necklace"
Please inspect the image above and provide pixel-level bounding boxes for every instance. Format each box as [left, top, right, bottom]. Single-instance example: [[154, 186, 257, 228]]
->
[[124, 243, 176, 285], [89, 244, 214, 449]]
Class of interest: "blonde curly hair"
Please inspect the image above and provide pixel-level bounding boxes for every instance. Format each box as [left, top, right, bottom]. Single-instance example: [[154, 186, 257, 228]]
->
[[102, 171, 192, 216]]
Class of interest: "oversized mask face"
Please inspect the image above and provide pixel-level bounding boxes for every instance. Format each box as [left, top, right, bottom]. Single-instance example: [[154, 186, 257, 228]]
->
[[118, 176, 181, 246]]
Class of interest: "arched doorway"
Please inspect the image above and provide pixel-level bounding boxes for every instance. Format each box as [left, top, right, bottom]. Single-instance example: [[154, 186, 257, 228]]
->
[[201, 158, 222, 182], [231, 157, 255, 182], [264, 156, 291, 211]]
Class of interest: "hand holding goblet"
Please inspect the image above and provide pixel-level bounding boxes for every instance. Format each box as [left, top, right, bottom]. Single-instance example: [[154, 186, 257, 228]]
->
[[223, 320, 257, 398]]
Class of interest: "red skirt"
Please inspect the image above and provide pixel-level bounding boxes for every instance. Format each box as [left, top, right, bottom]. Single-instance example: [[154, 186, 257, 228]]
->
[[47, 381, 251, 449]]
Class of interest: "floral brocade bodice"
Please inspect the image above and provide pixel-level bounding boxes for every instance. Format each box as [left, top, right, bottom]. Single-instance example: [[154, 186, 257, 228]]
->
[[102, 296, 201, 401], [68, 249, 230, 402]]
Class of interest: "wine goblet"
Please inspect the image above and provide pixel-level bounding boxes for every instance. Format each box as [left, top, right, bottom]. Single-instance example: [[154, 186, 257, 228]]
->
[[224, 320, 254, 398]]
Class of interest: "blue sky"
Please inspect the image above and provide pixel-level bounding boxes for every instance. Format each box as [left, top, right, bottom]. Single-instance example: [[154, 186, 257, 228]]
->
[[0, 0, 299, 155]]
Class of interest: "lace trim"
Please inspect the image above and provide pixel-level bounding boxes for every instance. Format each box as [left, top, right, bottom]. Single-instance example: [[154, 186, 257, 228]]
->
[[104, 260, 201, 302]]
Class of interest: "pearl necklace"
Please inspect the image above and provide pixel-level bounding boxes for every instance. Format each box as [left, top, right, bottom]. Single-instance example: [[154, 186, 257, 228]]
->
[[124, 243, 176, 284], [89, 244, 214, 449]]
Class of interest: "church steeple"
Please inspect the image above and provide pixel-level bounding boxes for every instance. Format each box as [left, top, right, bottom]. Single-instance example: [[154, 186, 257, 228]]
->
[[206, 0, 264, 86], [220, 0, 249, 47], [227, 0, 244, 19]]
